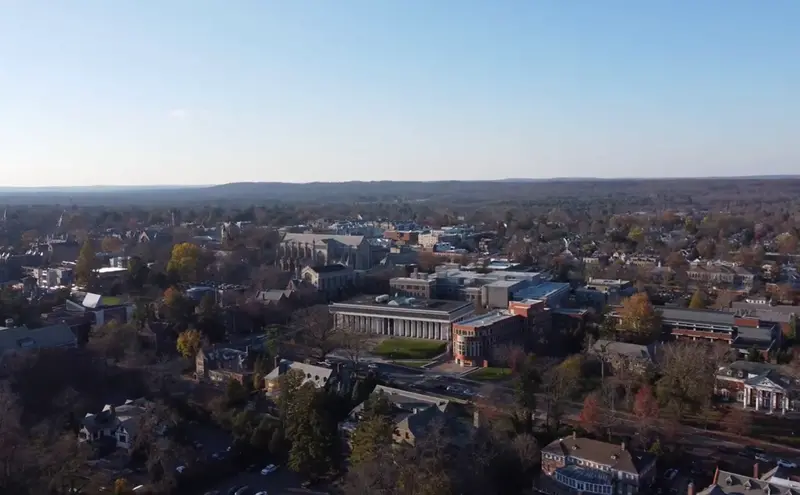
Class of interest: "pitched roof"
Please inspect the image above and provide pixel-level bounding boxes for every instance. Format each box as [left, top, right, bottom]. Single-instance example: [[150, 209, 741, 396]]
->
[[0, 323, 76, 353], [396, 405, 446, 438], [592, 339, 654, 361], [541, 436, 654, 475], [700, 470, 800, 494], [281, 233, 364, 247], [265, 359, 333, 384]]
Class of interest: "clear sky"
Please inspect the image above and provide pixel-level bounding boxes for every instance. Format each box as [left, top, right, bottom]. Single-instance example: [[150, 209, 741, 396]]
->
[[1, 1, 798, 187]]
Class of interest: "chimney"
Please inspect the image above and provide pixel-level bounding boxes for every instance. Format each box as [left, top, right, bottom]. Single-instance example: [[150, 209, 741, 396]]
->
[[687, 482, 694, 495], [572, 431, 577, 440], [620, 441, 626, 451], [754, 463, 759, 479], [473, 410, 480, 428]]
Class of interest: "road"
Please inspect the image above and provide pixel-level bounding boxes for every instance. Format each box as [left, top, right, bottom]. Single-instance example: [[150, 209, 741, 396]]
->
[[325, 354, 800, 469], [199, 469, 329, 494]]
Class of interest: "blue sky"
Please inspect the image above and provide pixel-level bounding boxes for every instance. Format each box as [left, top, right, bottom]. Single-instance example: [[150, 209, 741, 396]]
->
[[0, 1, 798, 186]]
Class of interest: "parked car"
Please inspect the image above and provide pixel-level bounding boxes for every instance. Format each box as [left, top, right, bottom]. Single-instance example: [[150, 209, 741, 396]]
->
[[778, 459, 798, 468], [261, 464, 278, 475], [664, 469, 678, 481], [254, 492, 269, 495], [755, 453, 772, 463], [234, 487, 251, 495]]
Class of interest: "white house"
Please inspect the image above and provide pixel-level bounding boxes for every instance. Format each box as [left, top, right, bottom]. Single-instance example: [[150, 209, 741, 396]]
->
[[79, 398, 150, 451]]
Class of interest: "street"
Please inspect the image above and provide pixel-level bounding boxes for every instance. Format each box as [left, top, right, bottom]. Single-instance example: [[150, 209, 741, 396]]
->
[[199, 469, 329, 494]]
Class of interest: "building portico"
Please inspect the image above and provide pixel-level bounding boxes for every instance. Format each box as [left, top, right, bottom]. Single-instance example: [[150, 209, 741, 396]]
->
[[743, 376, 790, 414]]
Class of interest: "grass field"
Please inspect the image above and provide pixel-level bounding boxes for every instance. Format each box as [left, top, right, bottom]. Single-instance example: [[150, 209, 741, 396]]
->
[[469, 367, 513, 381], [373, 338, 446, 360]]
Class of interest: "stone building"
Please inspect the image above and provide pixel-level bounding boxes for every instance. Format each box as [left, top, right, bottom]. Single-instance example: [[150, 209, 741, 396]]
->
[[330, 295, 474, 341], [276, 233, 371, 274]]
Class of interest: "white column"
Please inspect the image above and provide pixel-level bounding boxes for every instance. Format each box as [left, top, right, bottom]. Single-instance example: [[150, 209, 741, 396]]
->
[[772, 392, 777, 412], [755, 389, 760, 411], [744, 387, 750, 409]]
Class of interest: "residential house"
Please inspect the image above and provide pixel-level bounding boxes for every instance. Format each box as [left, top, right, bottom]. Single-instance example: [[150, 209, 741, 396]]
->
[[539, 433, 657, 495], [79, 398, 153, 452], [698, 466, 800, 495], [264, 359, 351, 395], [715, 361, 798, 414], [0, 323, 77, 364], [195, 344, 258, 385], [590, 339, 656, 375], [340, 385, 454, 447]]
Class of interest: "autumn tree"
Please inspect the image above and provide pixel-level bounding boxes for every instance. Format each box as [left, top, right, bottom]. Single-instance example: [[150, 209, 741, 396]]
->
[[177, 329, 202, 360], [166, 242, 204, 282], [75, 239, 98, 287], [656, 341, 728, 419], [578, 394, 601, 434], [722, 408, 752, 437], [632, 385, 659, 433], [161, 287, 190, 325], [101, 236, 123, 253], [617, 293, 662, 343], [689, 290, 706, 309], [543, 355, 582, 429], [511, 354, 541, 432]]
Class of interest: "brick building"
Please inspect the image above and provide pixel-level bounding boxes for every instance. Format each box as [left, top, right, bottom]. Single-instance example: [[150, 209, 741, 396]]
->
[[539, 433, 657, 495], [452, 299, 551, 367]]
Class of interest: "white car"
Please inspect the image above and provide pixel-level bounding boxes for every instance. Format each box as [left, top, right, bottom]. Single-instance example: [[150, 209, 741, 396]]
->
[[260, 464, 278, 475], [777, 459, 798, 468]]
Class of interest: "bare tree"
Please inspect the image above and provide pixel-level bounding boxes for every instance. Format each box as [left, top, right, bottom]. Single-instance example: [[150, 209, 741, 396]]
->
[[294, 305, 339, 360]]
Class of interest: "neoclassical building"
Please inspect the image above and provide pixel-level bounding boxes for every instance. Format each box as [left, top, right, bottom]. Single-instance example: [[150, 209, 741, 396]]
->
[[715, 361, 798, 414], [276, 233, 371, 274]]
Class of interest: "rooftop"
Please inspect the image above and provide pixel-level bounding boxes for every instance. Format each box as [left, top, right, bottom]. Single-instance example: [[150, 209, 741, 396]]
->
[[281, 232, 365, 247], [331, 295, 472, 314], [0, 323, 76, 352], [456, 311, 518, 328], [542, 436, 655, 475], [659, 307, 736, 326], [306, 263, 351, 274], [512, 282, 570, 301]]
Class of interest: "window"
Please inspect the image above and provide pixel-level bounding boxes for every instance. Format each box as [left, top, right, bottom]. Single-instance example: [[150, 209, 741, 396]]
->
[[119, 434, 127, 444]]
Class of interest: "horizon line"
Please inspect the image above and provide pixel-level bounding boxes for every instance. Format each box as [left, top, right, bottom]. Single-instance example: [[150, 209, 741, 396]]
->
[[1, 174, 799, 190]]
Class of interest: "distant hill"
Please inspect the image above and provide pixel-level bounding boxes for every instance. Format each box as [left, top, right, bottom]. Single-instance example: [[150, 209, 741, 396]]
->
[[1, 177, 800, 206]]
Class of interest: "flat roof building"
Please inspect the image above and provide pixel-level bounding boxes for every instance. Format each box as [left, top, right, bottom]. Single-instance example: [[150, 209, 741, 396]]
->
[[330, 295, 474, 341]]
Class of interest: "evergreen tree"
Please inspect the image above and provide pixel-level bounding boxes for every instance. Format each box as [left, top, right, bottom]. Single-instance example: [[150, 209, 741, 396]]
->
[[349, 393, 394, 466], [286, 384, 338, 481]]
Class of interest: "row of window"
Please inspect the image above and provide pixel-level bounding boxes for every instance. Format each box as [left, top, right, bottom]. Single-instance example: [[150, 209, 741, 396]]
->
[[553, 472, 613, 494]]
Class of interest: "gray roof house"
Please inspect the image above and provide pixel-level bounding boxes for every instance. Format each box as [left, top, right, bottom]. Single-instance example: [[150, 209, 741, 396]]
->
[[0, 323, 77, 360]]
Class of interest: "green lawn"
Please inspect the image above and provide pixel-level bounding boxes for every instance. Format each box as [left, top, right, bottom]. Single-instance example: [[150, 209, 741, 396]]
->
[[392, 360, 431, 368], [373, 338, 446, 360], [470, 367, 513, 381]]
